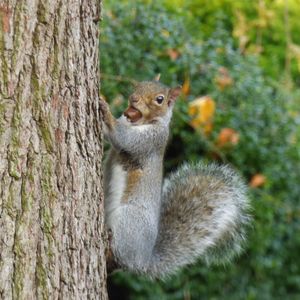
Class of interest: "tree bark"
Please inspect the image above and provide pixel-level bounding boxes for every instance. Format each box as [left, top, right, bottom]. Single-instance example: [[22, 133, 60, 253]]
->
[[0, 0, 107, 299]]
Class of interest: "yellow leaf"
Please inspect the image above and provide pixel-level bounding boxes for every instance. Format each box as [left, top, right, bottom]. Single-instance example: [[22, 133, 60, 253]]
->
[[249, 174, 266, 188], [182, 77, 190, 96], [217, 128, 240, 147], [254, 1, 274, 28], [188, 96, 215, 134], [233, 11, 250, 52]]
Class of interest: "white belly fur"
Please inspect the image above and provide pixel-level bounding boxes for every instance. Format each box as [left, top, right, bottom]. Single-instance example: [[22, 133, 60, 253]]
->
[[105, 162, 127, 229]]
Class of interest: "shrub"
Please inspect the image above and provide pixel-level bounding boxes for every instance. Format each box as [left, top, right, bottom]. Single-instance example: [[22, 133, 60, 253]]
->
[[101, 1, 300, 299]]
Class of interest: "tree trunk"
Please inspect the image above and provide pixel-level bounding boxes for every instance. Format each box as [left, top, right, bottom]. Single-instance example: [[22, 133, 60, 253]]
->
[[0, 0, 107, 299]]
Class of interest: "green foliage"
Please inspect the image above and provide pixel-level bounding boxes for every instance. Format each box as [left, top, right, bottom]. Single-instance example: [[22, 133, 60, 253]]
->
[[161, 0, 300, 84], [101, 1, 300, 299]]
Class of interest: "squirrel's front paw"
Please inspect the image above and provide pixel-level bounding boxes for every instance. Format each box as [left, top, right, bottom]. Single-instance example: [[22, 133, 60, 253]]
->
[[99, 98, 110, 116], [100, 99, 115, 129]]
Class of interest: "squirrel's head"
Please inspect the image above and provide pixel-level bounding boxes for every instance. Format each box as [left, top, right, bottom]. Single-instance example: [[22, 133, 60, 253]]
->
[[124, 77, 181, 125]]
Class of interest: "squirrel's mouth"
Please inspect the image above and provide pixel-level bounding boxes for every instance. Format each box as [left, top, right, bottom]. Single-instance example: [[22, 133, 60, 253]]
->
[[124, 106, 143, 123]]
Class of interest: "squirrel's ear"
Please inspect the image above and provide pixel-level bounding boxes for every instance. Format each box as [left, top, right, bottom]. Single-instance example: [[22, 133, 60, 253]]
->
[[153, 73, 161, 81], [168, 86, 182, 106], [131, 80, 139, 89]]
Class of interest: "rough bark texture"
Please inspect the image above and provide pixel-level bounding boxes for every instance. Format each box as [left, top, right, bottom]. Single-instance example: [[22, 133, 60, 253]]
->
[[0, 0, 107, 299]]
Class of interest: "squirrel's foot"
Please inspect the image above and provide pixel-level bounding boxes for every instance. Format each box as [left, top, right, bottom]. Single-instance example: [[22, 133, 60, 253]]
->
[[105, 228, 119, 274]]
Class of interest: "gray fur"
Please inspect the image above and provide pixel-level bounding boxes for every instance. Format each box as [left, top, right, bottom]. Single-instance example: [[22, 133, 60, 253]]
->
[[102, 82, 250, 279], [148, 162, 250, 278], [104, 115, 170, 272]]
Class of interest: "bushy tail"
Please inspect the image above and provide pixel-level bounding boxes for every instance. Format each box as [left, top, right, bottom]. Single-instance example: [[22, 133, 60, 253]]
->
[[147, 162, 251, 278]]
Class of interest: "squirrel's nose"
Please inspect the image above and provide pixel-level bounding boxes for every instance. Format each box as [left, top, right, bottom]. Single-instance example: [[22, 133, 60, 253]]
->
[[130, 95, 139, 103]]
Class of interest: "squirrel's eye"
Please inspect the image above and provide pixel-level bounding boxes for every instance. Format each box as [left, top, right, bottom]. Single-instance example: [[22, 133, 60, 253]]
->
[[155, 95, 164, 104]]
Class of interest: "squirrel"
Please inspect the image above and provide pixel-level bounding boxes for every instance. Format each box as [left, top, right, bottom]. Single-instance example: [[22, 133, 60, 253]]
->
[[100, 76, 250, 278]]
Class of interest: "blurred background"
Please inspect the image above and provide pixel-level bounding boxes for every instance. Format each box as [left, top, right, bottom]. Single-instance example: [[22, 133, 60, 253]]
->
[[100, 0, 300, 299]]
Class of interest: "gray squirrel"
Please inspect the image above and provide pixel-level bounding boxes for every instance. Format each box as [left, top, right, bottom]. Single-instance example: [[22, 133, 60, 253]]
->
[[100, 77, 250, 278]]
